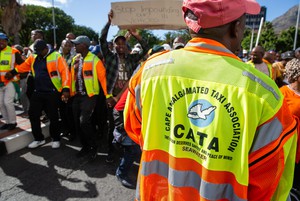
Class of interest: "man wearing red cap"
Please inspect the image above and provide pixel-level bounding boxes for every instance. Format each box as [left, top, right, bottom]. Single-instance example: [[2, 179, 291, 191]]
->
[[124, 0, 298, 200]]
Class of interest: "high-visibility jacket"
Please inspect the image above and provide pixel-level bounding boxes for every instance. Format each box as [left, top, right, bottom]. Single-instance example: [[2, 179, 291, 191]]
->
[[15, 51, 70, 92], [247, 59, 275, 80], [0, 46, 19, 85], [124, 38, 298, 201], [70, 52, 107, 97]]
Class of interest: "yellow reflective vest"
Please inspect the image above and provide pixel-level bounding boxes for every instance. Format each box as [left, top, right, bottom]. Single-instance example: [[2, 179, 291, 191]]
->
[[124, 38, 298, 201]]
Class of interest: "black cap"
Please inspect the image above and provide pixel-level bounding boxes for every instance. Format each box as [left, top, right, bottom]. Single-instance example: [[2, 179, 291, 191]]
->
[[33, 39, 48, 55]]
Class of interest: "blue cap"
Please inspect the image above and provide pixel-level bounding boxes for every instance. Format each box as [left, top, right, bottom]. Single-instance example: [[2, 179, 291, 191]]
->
[[0, 33, 8, 40], [91, 45, 101, 55]]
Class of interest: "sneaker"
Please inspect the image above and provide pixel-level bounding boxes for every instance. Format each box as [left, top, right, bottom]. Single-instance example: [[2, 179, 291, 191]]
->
[[0, 124, 9, 130], [52, 141, 60, 149], [28, 140, 46, 149], [7, 123, 17, 130], [116, 173, 135, 189]]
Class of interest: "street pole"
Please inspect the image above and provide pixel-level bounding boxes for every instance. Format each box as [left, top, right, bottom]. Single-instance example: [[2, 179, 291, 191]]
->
[[255, 17, 264, 47], [293, 2, 300, 50], [52, 0, 57, 48], [249, 23, 255, 52]]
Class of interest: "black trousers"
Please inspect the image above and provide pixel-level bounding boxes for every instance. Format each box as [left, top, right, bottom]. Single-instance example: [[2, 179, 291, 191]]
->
[[29, 91, 61, 141], [72, 94, 98, 149]]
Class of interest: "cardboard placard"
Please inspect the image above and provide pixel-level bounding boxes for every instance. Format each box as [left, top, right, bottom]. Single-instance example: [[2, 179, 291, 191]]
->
[[111, 1, 187, 30]]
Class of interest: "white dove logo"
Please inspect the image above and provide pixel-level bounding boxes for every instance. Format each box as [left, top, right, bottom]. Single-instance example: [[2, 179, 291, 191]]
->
[[187, 103, 216, 120]]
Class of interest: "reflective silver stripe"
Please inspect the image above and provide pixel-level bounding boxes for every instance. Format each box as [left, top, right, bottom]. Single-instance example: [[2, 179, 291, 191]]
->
[[250, 117, 283, 153], [185, 42, 233, 55], [242, 71, 280, 100], [135, 84, 142, 116], [141, 160, 246, 201]]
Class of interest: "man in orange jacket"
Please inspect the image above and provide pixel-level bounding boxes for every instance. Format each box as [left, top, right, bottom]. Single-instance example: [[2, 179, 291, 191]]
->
[[5, 39, 70, 149], [124, 0, 298, 200]]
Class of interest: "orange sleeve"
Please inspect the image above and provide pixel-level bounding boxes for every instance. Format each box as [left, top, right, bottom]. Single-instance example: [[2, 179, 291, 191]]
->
[[15, 55, 33, 73], [124, 65, 144, 147], [57, 55, 70, 89], [96, 59, 108, 96]]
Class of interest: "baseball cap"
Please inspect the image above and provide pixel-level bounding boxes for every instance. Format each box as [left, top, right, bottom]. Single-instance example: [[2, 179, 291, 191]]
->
[[182, 0, 261, 33], [0, 33, 8, 40], [281, 51, 295, 60], [33, 39, 48, 55], [71, 35, 90, 46], [91, 45, 101, 55], [113, 35, 126, 44]]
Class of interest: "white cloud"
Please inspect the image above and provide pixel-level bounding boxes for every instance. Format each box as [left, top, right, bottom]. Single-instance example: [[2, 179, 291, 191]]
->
[[19, 0, 70, 7]]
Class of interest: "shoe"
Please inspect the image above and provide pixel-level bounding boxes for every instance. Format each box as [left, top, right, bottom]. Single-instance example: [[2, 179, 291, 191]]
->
[[76, 147, 91, 158], [0, 124, 9, 130], [7, 123, 17, 130], [105, 153, 114, 163], [28, 140, 46, 149], [116, 173, 135, 189], [52, 141, 60, 149]]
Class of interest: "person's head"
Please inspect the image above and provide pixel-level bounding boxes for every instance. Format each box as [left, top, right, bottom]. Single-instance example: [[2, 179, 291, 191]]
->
[[33, 39, 49, 57], [295, 47, 300, 59], [31, 29, 44, 42], [182, 0, 260, 53], [0, 33, 8, 51], [65, 32, 76, 41], [113, 35, 127, 55], [263, 50, 276, 64], [71, 35, 90, 54], [61, 39, 72, 55], [173, 36, 185, 49], [285, 58, 300, 84], [281, 51, 295, 66], [250, 46, 265, 64], [13, 44, 24, 54]]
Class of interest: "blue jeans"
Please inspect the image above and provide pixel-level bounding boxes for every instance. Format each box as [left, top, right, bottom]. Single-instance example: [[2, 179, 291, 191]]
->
[[116, 144, 140, 177]]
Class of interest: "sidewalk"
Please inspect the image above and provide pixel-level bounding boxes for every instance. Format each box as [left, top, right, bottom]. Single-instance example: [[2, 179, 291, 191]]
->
[[0, 104, 49, 155]]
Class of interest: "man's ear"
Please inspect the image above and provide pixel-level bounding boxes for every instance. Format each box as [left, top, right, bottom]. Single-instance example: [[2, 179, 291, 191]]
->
[[229, 20, 241, 39]]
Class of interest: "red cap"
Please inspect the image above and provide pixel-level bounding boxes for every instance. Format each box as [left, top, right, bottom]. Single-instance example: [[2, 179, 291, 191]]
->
[[182, 0, 261, 33]]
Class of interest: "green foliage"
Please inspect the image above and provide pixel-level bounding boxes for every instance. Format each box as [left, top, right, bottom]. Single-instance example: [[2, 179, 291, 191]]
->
[[242, 21, 299, 52], [276, 26, 300, 52], [162, 30, 191, 46], [72, 25, 99, 43], [18, 5, 98, 48], [115, 29, 161, 49], [259, 22, 277, 50]]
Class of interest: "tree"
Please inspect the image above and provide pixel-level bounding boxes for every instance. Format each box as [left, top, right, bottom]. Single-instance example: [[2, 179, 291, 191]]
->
[[72, 25, 99, 43], [116, 29, 161, 49], [0, 0, 25, 44], [19, 5, 74, 47], [258, 22, 278, 51], [276, 26, 300, 52]]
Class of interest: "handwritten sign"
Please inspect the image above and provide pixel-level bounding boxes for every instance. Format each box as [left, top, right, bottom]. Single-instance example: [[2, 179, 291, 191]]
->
[[111, 1, 187, 30]]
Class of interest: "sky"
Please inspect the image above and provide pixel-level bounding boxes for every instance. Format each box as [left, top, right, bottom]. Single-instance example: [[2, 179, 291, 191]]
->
[[19, 0, 300, 41]]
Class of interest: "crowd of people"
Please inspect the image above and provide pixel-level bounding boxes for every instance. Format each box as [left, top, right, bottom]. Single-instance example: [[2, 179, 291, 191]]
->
[[1, 0, 300, 200]]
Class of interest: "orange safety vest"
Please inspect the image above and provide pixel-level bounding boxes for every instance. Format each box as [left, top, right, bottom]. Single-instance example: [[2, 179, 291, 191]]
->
[[124, 38, 298, 201], [15, 51, 70, 92]]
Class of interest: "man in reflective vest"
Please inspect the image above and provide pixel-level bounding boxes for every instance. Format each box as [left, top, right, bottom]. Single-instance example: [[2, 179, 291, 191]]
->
[[70, 35, 110, 160], [124, 0, 298, 200], [0, 33, 24, 130], [5, 39, 70, 149]]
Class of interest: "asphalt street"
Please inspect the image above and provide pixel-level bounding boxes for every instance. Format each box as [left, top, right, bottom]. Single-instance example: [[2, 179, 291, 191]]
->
[[0, 137, 138, 201]]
